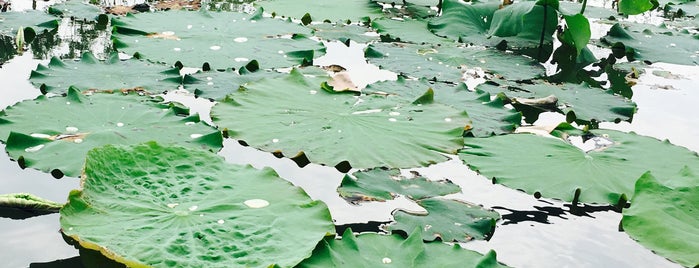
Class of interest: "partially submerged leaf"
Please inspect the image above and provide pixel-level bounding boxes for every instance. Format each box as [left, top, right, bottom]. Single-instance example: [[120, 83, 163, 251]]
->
[[60, 142, 334, 267], [0, 193, 63, 220], [459, 129, 699, 205], [29, 52, 182, 95], [622, 171, 699, 268], [297, 228, 508, 267], [386, 198, 500, 242], [0, 87, 222, 177], [337, 168, 461, 203], [112, 10, 324, 69], [212, 69, 470, 170]]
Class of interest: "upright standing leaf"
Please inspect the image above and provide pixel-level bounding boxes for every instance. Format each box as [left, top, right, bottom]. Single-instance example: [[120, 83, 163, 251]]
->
[[61, 142, 334, 267]]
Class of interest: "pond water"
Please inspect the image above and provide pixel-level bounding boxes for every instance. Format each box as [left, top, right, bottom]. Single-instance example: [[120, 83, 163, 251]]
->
[[1, 1, 697, 267]]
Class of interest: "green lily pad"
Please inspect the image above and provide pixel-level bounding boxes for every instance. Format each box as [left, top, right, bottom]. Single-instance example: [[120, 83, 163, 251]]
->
[[112, 9, 324, 69], [386, 198, 500, 242], [297, 228, 508, 268], [0, 87, 222, 178], [365, 42, 545, 83], [182, 62, 285, 100], [601, 23, 699, 65], [375, 0, 440, 5], [337, 168, 461, 203], [371, 18, 452, 44], [212, 69, 470, 170], [622, 171, 699, 268], [0, 10, 60, 37], [258, 0, 383, 23], [48, 0, 104, 21], [60, 142, 334, 267], [427, 0, 499, 45], [0, 193, 63, 220], [459, 129, 699, 205], [364, 78, 521, 136], [29, 52, 182, 95], [618, 0, 654, 15], [308, 23, 379, 44], [477, 79, 636, 125]]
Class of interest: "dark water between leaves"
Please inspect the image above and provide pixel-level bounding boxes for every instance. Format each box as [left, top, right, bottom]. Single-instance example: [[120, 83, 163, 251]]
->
[[1, 1, 698, 267]]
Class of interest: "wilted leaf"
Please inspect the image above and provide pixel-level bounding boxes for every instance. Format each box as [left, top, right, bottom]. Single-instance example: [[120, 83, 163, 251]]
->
[[60, 142, 334, 267]]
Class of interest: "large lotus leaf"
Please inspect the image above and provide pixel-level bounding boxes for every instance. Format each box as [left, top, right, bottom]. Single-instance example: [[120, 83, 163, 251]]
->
[[477, 79, 636, 125], [622, 171, 699, 268], [601, 23, 699, 65], [0, 10, 60, 36], [258, 0, 383, 23], [60, 142, 334, 267], [371, 18, 452, 45], [386, 198, 500, 242], [486, 0, 558, 49], [0, 193, 63, 220], [661, 0, 699, 16], [618, 0, 654, 15], [427, 0, 500, 45], [308, 23, 379, 44], [182, 64, 284, 100], [337, 168, 461, 203], [29, 52, 182, 95], [459, 129, 699, 205], [212, 69, 470, 170], [48, 0, 104, 21], [375, 0, 440, 5], [365, 42, 545, 83], [111, 10, 324, 69], [297, 228, 508, 268], [364, 78, 521, 136], [0, 87, 222, 177]]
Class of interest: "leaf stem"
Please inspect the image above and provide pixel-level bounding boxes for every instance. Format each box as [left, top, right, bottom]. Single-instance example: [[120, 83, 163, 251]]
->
[[580, 0, 587, 14], [537, 3, 548, 61]]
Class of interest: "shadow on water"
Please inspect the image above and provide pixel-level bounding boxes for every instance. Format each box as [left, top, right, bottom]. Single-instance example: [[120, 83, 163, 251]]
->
[[494, 203, 617, 225]]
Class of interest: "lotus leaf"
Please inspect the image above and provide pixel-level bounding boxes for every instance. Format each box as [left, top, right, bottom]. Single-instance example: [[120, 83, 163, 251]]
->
[[258, 0, 383, 23], [337, 168, 461, 203], [297, 228, 508, 267], [371, 18, 451, 44], [60, 142, 334, 267], [29, 52, 182, 95], [365, 42, 545, 83], [182, 62, 284, 100], [622, 171, 699, 268], [618, 0, 654, 15], [601, 23, 699, 65], [375, 0, 439, 5], [308, 23, 379, 44], [212, 69, 470, 170], [0, 34, 14, 64], [0, 87, 222, 177], [427, 0, 500, 45], [0, 10, 60, 37], [660, 0, 699, 16], [364, 78, 521, 136], [111, 9, 325, 69], [459, 129, 699, 205], [0, 193, 63, 220], [387, 198, 500, 242], [477, 79, 636, 125], [48, 0, 104, 21]]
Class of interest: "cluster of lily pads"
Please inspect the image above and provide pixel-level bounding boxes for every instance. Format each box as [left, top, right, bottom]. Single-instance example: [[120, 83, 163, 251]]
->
[[1, 0, 698, 267]]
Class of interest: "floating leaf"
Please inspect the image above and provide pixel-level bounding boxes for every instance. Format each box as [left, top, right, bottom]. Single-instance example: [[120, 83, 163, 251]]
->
[[0, 87, 222, 177], [387, 198, 500, 242], [0, 10, 60, 37], [29, 52, 182, 95], [212, 69, 470, 170], [338, 168, 461, 203], [0, 193, 63, 220], [372, 18, 451, 45], [459, 129, 699, 205], [182, 62, 284, 100], [308, 23, 379, 44], [622, 171, 699, 268], [364, 78, 521, 136], [60, 142, 334, 267], [601, 23, 699, 65], [427, 0, 499, 45], [365, 42, 544, 83], [112, 10, 324, 69], [259, 0, 383, 23], [297, 228, 508, 267], [48, 0, 104, 21], [477, 79, 636, 125]]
